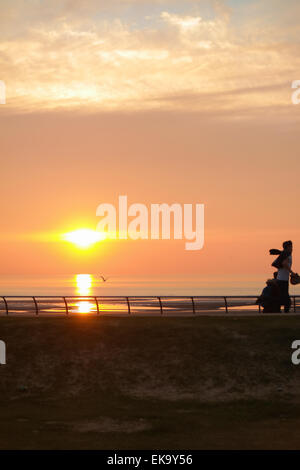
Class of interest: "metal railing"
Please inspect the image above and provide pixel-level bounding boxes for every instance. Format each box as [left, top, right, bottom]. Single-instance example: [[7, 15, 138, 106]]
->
[[0, 295, 299, 315]]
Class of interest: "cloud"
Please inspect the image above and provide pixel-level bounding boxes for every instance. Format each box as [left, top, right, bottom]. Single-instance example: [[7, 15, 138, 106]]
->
[[0, 0, 299, 115], [161, 12, 203, 30]]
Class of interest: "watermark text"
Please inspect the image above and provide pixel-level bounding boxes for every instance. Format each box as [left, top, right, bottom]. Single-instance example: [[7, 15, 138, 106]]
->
[[96, 196, 204, 251], [291, 340, 300, 365], [292, 80, 300, 105], [0, 340, 6, 365], [0, 81, 5, 104]]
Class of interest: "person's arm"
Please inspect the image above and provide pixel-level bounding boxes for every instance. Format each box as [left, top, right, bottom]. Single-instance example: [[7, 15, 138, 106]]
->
[[282, 257, 294, 274]]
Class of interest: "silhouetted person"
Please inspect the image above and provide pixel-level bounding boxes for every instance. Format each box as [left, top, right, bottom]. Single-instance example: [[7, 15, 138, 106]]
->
[[257, 279, 281, 313], [270, 240, 294, 313]]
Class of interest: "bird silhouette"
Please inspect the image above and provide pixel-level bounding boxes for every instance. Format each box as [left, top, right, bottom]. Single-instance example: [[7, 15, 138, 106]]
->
[[100, 276, 109, 282]]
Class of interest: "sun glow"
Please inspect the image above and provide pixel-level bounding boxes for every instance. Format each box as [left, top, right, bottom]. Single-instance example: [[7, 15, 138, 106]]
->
[[63, 229, 106, 248]]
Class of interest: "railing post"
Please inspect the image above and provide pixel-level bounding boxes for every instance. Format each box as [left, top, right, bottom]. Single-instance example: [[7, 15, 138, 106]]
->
[[95, 297, 100, 315], [224, 296, 228, 313], [33, 296, 39, 315], [258, 303, 261, 314], [2, 296, 8, 315], [191, 296, 196, 314], [294, 296, 296, 313], [158, 297, 163, 315], [63, 297, 69, 315], [126, 297, 131, 314]]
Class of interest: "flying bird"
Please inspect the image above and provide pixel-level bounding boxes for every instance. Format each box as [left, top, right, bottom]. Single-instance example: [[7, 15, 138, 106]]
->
[[100, 276, 109, 282]]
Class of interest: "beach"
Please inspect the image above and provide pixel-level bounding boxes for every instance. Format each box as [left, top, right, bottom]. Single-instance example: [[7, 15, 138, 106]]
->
[[1, 315, 300, 449]]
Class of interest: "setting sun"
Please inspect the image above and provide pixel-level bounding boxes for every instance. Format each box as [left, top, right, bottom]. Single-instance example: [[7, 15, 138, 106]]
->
[[62, 229, 106, 248]]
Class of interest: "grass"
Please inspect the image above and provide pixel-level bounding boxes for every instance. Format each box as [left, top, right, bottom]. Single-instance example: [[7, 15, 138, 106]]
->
[[1, 315, 300, 449]]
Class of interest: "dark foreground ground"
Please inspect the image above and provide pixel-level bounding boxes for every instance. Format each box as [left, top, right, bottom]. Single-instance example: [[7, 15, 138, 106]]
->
[[1, 316, 300, 449]]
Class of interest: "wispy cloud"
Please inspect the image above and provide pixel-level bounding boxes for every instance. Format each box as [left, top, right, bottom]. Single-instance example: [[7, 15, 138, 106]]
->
[[1, 0, 299, 114]]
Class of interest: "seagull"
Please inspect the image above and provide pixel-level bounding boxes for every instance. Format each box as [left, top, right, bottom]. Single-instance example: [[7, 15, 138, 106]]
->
[[100, 276, 109, 282]]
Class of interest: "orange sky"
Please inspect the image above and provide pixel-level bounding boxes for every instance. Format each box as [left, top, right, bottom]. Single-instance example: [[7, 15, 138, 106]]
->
[[0, 0, 300, 277]]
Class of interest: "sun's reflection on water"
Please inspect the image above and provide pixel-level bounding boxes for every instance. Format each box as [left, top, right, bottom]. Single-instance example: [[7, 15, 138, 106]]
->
[[75, 274, 93, 314]]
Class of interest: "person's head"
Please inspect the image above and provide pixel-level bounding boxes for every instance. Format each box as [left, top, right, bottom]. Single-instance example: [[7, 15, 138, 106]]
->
[[283, 240, 293, 253], [266, 279, 276, 287]]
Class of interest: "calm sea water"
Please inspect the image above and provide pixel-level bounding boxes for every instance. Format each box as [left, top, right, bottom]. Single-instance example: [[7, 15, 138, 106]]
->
[[1, 274, 297, 297]]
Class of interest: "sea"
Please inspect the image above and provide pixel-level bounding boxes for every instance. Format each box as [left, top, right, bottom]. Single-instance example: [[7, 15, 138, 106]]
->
[[0, 273, 283, 297]]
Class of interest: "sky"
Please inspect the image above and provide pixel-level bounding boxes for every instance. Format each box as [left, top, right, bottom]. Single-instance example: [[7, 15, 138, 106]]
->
[[0, 0, 299, 278]]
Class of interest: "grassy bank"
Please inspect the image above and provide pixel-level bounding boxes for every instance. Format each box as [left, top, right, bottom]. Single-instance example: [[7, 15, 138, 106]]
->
[[1, 316, 300, 449]]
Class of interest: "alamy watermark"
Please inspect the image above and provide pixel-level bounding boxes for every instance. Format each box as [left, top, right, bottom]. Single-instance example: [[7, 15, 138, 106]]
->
[[291, 340, 300, 365], [0, 340, 6, 365], [292, 80, 300, 105], [96, 195, 204, 250], [0, 81, 5, 104]]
